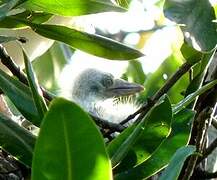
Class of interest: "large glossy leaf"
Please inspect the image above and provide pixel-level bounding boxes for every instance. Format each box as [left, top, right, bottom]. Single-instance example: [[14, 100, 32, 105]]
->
[[32, 98, 112, 180], [109, 95, 172, 172], [159, 145, 196, 180], [0, 113, 36, 167], [114, 109, 194, 180], [21, 0, 125, 16], [164, 0, 217, 52], [18, 21, 143, 60], [0, 69, 40, 125], [23, 49, 47, 119], [0, 11, 52, 29], [107, 124, 135, 160], [108, 96, 172, 168]]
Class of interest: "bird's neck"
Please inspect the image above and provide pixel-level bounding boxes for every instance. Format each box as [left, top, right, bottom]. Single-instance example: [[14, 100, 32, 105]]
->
[[73, 96, 139, 124]]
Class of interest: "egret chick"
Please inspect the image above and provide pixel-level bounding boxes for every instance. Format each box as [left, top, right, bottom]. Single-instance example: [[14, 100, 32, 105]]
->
[[61, 68, 144, 123]]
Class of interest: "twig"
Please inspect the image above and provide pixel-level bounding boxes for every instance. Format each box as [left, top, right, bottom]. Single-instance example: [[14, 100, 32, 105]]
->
[[197, 136, 217, 164], [90, 114, 125, 133], [0, 44, 52, 101], [182, 108, 213, 180], [182, 56, 217, 179], [212, 116, 217, 129], [120, 62, 193, 125]]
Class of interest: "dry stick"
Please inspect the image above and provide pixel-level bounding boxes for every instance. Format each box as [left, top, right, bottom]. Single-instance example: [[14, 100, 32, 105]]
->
[[0, 44, 52, 101], [0, 44, 125, 134], [182, 57, 217, 180], [120, 62, 193, 125], [212, 116, 217, 129], [90, 114, 125, 133], [182, 108, 213, 180], [197, 136, 217, 164]]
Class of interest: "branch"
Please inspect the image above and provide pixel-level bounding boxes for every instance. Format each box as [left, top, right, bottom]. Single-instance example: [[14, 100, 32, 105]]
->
[[90, 114, 125, 133], [120, 62, 193, 125], [182, 107, 213, 180], [197, 136, 217, 164], [182, 55, 217, 179], [0, 44, 52, 101], [212, 116, 217, 129]]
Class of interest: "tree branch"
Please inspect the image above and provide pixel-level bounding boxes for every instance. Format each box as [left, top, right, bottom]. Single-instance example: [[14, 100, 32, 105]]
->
[[120, 62, 193, 125], [182, 107, 213, 180], [0, 44, 52, 101], [197, 136, 217, 164], [90, 114, 125, 133], [182, 55, 217, 179], [211, 116, 217, 129]]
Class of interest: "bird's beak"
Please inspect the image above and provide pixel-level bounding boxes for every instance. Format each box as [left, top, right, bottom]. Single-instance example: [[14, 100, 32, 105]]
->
[[106, 79, 144, 97]]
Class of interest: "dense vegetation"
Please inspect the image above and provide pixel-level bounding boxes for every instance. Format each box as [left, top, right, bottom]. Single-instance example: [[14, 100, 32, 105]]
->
[[0, 0, 217, 179]]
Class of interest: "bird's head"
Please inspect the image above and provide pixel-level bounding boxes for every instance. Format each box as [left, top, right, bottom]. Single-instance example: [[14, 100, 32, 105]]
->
[[71, 68, 144, 105]]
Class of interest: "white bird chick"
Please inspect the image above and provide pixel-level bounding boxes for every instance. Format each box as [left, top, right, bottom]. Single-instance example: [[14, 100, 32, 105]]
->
[[61, 68, 144, 123]]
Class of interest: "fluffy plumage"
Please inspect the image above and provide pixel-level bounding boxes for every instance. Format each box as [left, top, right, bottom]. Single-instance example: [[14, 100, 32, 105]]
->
[[61, 68, 143, 123]]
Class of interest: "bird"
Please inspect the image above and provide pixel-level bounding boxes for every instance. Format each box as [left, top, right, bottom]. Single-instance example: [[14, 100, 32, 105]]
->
[[60, 68, 144, 124]]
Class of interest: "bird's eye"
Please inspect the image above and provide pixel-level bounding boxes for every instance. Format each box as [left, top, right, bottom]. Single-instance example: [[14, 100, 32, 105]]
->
[[90, 85, 99, 92], [101, 76, 113, 88]]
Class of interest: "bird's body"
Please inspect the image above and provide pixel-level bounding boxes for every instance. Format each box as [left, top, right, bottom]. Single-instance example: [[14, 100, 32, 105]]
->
[[60, 68, 143, 123]]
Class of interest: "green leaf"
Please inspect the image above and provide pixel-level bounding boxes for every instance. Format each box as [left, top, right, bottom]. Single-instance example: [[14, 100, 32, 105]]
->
[[184, 50, 215, 97], [107, 124, 135, 161], [180, 42, 203, 64], [23, 49, 47, 119], [173, 79, 217, 114], [0, 113, 36, 167], [140, 54, 189, 104], [0, 35, 17, 43], [32, 98, 112, 180], [0, 11, 52, 29], [180, 43, 215, 109], [32, 42, 69, 92], [112, 95, 172, 173], [110, 95, 172, 168], [114, 109, 194, 180], [21, 0, 125, 16], [159, 145, 196, 180], [115, 0, 132, 9], [0, 69, 41, 126], [124, 60, 146, 84], [164, 0, 217, 52], [17, 21, 143, 60], [0, 0, 21, 20]]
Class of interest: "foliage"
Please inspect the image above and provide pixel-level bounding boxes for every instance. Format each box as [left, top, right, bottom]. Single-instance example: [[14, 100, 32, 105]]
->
[[32, 98, 112, 180], [0, 0, 216, 179]]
